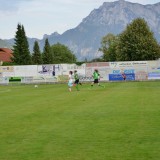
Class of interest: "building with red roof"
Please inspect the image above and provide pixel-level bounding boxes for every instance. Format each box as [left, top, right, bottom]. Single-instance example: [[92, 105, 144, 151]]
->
[[0, 48, 13, 64]]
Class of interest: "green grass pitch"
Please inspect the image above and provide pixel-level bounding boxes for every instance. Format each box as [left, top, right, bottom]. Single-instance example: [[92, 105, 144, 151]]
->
[[0, 81, 160, 160]]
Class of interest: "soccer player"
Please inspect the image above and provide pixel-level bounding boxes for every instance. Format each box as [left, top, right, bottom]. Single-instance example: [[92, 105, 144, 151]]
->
[[74, 70, 82, 91], [68, 71, 74, 92], [91, 69, 105, 88], [122, 72, 126, 81]]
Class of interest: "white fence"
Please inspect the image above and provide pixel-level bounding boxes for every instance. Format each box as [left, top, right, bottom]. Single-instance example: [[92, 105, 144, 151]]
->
[[0, 77, 9, 84], [0, 60, 160, 84]]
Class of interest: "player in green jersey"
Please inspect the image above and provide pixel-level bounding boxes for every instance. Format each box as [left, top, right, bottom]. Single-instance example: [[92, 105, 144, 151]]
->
[[74, 70, 82, 91], [91, 69, 105, 88]]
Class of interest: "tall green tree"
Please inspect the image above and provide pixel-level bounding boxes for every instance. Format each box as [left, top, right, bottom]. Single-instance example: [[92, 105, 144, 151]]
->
[[117, 18, 160, 61], [32, 41, 42, 64], [99, 33, 118, 62], [12, 24, 31, 65], [42, 38, 53, 64], [50, 43, 76, 64]]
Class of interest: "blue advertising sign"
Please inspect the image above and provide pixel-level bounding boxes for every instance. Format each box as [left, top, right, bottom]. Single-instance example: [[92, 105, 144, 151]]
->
[[148, 73, 160, 79], [112, 69, 134, 74], [109, 74, 135, 81]]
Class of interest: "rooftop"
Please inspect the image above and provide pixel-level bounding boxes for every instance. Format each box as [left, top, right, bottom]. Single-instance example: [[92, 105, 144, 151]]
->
[[0, 48, 13, 63]]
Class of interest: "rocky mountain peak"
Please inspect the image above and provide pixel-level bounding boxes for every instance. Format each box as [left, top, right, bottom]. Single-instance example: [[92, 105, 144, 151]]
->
[[43, 32, 60, 39]]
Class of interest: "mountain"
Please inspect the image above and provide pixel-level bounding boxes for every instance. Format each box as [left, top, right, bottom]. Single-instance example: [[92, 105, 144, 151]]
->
[[0, 39, 12, 49], [5, 0, 160, 60]]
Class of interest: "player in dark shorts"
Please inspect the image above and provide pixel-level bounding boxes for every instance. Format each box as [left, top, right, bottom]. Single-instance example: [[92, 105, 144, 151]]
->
[[91, 69, 105, 88], [122, 73, 126, 81], [74, 70, 82, 91]]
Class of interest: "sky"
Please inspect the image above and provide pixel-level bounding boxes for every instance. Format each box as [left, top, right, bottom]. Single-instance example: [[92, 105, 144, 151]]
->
[[0, 0, 160, 39]]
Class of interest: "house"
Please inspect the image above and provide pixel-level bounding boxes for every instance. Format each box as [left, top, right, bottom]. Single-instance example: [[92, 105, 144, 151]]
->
[[0, 48, 13, 64]]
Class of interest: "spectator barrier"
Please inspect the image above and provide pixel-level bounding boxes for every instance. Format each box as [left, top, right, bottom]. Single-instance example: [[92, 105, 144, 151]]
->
[[0, 60, 160, 84]]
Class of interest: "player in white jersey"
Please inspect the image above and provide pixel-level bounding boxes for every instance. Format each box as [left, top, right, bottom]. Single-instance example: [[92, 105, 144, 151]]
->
[[68, 71, 74, 92]]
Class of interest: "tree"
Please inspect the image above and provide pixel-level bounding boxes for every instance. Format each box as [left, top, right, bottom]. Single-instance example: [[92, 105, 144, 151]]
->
[[90, 57, 103, 62], [42, 38, 53, 64], [117, 18, 160, 61], [50, 43, 76, 64], [12, 24, 31, 65], [99, 33, 118, 62], [32, 41, 42, 64]]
